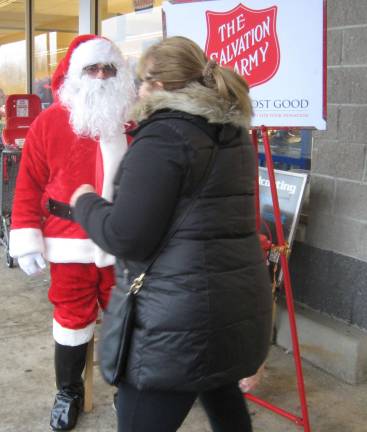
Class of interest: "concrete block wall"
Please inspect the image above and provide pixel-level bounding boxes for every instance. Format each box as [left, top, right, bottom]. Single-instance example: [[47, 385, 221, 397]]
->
[[290, 0, 367, 330]]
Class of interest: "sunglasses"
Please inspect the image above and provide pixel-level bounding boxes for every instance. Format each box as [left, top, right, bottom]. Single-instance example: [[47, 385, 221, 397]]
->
[[83, 63, 117, 77]]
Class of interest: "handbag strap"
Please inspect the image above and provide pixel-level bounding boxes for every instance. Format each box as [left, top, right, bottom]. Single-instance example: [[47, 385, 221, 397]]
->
[[129, 137, 219, 295]]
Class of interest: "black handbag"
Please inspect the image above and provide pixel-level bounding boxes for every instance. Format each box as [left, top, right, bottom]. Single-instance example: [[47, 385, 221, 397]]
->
[[98, 272, 143, 385], [98, 137, 218, 386]]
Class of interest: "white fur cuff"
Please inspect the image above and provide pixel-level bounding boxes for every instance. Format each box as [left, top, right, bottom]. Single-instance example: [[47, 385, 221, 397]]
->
[[9, 228, 45, 258], [53, 319, 95, 346]]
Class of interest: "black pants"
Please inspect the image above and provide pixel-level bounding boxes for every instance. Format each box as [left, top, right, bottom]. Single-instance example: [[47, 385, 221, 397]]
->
[[117, 381, 252, 432]]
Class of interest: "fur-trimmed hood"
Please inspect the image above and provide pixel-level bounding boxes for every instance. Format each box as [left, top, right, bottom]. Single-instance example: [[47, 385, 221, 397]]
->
[[131, 82, 252, 129]]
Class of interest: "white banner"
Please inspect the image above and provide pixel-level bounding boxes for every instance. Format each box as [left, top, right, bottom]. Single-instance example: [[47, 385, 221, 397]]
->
[[163, 0, 326, 129]]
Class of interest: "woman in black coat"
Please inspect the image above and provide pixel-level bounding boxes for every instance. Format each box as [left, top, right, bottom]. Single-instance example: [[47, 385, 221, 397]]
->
[[71, 36, 272, 432]]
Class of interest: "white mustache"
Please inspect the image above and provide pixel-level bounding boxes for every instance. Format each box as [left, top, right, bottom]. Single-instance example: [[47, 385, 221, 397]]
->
[[59, 72, 136, 141]]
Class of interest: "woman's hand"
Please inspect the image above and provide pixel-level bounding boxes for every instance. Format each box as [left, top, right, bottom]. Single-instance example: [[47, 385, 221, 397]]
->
[[238, 362, 266, 393], [70, 184, 96, 207]]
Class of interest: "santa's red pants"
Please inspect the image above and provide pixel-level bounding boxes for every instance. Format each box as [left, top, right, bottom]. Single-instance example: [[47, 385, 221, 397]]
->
[[48, 263, 114, 345]]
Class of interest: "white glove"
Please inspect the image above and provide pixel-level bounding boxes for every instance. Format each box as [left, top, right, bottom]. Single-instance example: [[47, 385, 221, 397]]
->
[[18, 253, 46, 276]]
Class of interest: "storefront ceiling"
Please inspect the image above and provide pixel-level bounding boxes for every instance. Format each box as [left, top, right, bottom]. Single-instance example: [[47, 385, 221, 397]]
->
[[0, 0, 24, 42], [35, 0, 78, 16], [0, 0, 164, 44], [0, 0, 78, 43]]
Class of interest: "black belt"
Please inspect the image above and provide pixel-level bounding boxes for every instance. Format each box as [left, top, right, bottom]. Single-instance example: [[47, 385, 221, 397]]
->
[[47, 198, 74, 221]]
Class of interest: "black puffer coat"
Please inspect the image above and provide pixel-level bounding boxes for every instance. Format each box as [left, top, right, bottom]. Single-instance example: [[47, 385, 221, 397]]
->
[[74, 83, 272, 392]]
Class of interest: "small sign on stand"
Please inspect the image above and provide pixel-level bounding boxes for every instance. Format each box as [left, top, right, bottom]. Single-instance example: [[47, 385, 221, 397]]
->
[[16, 99, 29, 117], [259, 167, 308, 284]]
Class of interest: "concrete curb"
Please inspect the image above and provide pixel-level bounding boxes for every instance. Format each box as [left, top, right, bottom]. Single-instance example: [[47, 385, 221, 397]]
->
[[275, 302, 367, 384]]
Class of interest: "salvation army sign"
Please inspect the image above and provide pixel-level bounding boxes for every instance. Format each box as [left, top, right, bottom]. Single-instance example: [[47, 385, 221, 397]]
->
[[205, 4, 280, 88], [163, 0, 327, 130]]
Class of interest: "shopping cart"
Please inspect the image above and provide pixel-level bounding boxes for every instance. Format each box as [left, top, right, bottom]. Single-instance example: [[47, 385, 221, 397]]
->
[[0, 147, 21, 267], [0, 94, 41, 267]]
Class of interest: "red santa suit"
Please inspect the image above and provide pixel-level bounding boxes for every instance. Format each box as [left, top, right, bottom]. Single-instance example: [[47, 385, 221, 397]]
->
[[9, 35, 132, 347]]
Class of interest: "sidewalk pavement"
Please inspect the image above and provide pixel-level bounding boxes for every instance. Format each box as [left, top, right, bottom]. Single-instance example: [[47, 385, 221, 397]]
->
[[1, 253, 367, 432]]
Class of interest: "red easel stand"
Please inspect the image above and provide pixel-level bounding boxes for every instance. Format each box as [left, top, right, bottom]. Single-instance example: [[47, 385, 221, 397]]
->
[[244, 126, 311, 432]]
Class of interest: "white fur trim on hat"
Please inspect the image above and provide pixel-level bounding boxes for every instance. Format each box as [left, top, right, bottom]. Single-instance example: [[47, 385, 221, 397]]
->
[[67, 38, 125, 78], [9, 228, 45, 258], [53, 319, 95, 346]]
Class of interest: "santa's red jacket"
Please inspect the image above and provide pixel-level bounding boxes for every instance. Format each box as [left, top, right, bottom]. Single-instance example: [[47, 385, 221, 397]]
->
[[9, 102, 128, 267]]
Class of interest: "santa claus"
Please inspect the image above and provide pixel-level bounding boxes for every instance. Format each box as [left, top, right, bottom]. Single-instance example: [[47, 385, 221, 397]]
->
[[9, 34, 135, 430]]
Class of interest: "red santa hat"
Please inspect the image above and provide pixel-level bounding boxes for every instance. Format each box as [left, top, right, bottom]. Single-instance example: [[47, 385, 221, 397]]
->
[[51, 34, 126, 97]]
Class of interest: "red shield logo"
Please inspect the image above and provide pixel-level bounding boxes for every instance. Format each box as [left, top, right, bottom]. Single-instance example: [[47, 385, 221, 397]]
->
[[205, 4, 280, 88]]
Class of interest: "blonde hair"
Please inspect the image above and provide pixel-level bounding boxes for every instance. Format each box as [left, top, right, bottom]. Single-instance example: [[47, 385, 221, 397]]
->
[[137, 36, 252, 118]]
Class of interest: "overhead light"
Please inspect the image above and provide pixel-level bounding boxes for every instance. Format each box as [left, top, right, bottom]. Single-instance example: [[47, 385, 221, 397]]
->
[[0, 0, 17, 8]]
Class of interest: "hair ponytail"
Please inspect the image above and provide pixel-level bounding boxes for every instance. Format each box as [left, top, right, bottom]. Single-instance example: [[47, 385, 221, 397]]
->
[[210, 65, 253, 119], [138, 36, 252, 120]]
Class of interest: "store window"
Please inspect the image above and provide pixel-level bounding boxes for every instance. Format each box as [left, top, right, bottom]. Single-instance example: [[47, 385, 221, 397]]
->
[[33, 0, 79, 108], [100, 0, 164, 80], [0, 0, 26, 134], [257, 129, 312, 171]]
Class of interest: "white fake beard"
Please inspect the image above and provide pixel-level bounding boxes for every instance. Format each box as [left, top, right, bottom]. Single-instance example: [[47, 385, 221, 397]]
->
[[59, 73, 135, 141]]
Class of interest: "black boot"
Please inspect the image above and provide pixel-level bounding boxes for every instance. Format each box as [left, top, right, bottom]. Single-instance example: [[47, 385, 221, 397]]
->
[[50, 342, 88, 431]]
